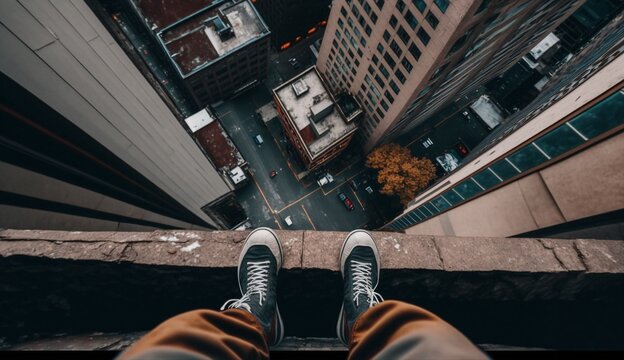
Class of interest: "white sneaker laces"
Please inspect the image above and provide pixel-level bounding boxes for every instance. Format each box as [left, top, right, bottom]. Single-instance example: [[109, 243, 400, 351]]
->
[[351, 260, 384, 307], [221, 260, 271, 312]]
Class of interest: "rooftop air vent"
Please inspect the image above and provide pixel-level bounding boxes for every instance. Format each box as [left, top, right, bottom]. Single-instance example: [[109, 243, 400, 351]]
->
[[292, 79, 309, 97]]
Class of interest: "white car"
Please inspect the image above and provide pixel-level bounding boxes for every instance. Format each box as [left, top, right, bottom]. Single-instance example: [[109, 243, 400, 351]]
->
[[284, 216, 293, 227], [316, 173, 334, 187]]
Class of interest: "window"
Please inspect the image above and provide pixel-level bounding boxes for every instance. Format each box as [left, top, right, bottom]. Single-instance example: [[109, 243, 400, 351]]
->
[[434, 0, 449, 13], [409, 44, 421, 60], [377, 43, 384, 54], [413, 0, 426, 13], [507, 145, 547, 172], [431, 196, 450, 211], [383, 30, 391, 42], [442, 190, 462, 205], [389, 80, 400, 94], [396, 0, 406, 12], [372, 55, 379, 65], [383, 52, 396, 68], [380, 99, 389, 111], [385, 90, 395, 103], [368, 65, 374, 74], [417, 28, 430, 45], [390, 40, 402, 57], [455, 179, 482, 199], [425, 11, 439, 29], [370, 12, 378, 23], [379, 64, 390, 78], [534, 124, 584, 158], [374, 0, 385, 9], [472, 170, 501, 190], [489, 160, 519, 180], [568, 90, 624, 138], [365, 25, 372, 36], [338, 18, 344, 29], [404, 10, 418, 29], [390, 15, 398, 28], [397, 26, 410, 44], [340, 6, 347, 16], [401, 57, 413, 72], [376, 107, 385, 117], [375, 74, 384, 87], [395, 69, 406, 84]]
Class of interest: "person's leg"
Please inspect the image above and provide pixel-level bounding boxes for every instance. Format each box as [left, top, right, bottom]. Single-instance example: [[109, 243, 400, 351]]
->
[[118, 227, 285, 360], [336, 230, 488, 360]]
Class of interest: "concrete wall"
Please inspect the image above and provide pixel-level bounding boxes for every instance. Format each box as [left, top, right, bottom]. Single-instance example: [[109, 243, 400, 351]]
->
[[1, 229, 623, 349], [405, 133, 624, 237], [0, 0, 233, 228]]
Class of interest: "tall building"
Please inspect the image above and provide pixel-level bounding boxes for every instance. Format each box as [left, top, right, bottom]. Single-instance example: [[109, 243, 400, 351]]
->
[[128, 0, 271, 106], [272, 66, 361, 170], [316, 0, 585, 150], [0, 0, 247, 230], [252, 0, 331, 49], [384, 15, 624, 238]]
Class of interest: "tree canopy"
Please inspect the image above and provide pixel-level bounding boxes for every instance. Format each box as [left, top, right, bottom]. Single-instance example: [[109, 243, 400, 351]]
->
[[366, 143, 437, 206]]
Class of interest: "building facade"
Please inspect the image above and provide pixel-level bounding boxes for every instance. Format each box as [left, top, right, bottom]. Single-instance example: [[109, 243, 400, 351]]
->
[[273, 66, 361, 170], [129, 0, 271, 106], [252, 0, 331, 49], [383, 16, 624, 238], [316, 0, 585, 151], [0, 0, 246, 230]]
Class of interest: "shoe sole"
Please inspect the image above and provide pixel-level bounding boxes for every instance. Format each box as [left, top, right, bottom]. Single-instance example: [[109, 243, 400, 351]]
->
[[238, 227, 285, 346], [336, 229, 380, 345]]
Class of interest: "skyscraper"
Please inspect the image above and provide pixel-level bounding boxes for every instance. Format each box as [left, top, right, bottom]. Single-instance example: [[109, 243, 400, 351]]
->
[[0, 0, 246, 230], [316, 0, 585, 150], [384, 15, 624, 238]]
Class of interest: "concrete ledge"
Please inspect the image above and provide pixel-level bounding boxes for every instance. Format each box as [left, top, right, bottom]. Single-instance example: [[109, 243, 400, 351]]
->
[[1, 229, 623, 349]]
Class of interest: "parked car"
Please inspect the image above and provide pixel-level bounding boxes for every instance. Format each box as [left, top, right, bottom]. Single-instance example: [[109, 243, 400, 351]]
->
[[254, 134, 264, 145], [337, 191, 355, 211], [284, 215, 293, 227], [317, 173, 334, 187], [364, 186, 374, 194]]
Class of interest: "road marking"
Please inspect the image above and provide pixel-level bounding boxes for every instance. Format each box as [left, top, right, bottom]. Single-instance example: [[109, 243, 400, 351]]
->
[[277, 187, 321, 214], [219, 110, 233, 118], [301, 204, 317, 231], [251, 175, 276, 214], [352, 188, 365, 210]]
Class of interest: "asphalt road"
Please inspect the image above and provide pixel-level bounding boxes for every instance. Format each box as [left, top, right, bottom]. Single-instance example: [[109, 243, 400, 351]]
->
[[215, 83, 372, 231]]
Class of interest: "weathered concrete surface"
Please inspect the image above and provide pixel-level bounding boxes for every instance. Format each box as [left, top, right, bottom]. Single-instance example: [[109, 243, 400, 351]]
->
[[1, 229, 623, 350]]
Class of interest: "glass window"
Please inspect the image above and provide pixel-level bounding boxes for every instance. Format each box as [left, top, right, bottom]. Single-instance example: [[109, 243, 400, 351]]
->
[[372, 55, 379, 65], [535, 124, 585, 158], [455, 179, 482, 199], [385, 90, 394, 103], [365, 25, 372, 36], [384, 52, 397, 68], [370, 12, 378, 23], [375, 74, 384, 87], [405, 10, 418, 29], [409, 44, 422, 61], [413, 0, 427, 13], [507, 145, 547, 172], [401, 57, 413, 72], [390, 40, 402, 57], [390, 15, 398, 28], [396, 0, 406, 12], [379, 64, 390, 78], [419, 205, 433, 217], [375, 0, 385, 10], [442, 190, 462, 205], [377, 43, 384, 54], [383, 30, 391, 42], [338, 18, 344, 29], [431, 196, 451, 211], [568, 90, 624, 139], [389, 80, 400, 94], [426, 11, 439, 29], [408, 210, 422, 221], [434, 0, 449, 13], [417, 28, 430, 45], [472, 169, 501, 190], [489, 160, 518, 180], [424, 202, 439, 215], [340, 6, 347, 17], [395, 69, 406, 84], [397, 26, 410, 44], [380, 99, 389, 111]]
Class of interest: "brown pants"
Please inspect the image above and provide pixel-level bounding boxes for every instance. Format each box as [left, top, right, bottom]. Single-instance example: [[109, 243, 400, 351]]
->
[[119, 300, 488, 360]]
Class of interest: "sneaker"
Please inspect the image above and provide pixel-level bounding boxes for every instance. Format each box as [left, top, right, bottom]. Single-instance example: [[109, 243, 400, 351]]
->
[[221, 227, 285, 346], [336, 230, 384, 345]]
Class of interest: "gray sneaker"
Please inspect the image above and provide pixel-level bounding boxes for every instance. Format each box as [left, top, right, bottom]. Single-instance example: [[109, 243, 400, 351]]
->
[[221, 227, 285, 346], [336, 230, 384, 345]]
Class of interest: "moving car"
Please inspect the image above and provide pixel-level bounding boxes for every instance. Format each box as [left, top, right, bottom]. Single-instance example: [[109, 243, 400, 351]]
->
[[317, 173, 334, 187], [254, 134, 264, 145], [337, 191, 355, 211]]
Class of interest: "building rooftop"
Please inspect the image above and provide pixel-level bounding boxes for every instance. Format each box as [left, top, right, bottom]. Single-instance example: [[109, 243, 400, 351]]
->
[[184, 109, 245, 171], [131, 0, 269, 77], [273, 67, 358, 157]]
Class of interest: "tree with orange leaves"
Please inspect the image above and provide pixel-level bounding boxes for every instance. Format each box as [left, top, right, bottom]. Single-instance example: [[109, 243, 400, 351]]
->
[[366, 143, 437, 206]]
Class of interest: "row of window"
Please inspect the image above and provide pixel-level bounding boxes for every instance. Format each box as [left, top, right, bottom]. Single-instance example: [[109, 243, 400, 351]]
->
[[386, 87, 624, 231]]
